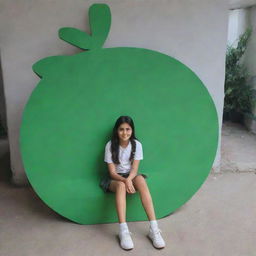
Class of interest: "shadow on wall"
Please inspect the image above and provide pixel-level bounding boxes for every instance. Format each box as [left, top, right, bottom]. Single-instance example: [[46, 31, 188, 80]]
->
[[0, 50, 11, 182], [0, 51, 7, 137], [0, 148, 12, 183]]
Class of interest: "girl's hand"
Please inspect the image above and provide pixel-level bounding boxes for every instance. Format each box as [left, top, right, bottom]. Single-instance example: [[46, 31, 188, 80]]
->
[[125, 178, 136, 194]]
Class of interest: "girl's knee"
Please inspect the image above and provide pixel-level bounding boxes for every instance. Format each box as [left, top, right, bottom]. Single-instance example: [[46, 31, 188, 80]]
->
[[133, 175, 147, 190], [116, 181, 126, 191], [134, 175, 146, 184]]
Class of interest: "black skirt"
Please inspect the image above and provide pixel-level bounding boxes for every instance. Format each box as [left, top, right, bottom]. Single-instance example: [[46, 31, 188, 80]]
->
[[99, 172, 147, 193]]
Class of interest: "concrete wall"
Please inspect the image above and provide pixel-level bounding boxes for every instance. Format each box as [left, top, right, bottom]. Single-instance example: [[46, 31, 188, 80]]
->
[[0, 0, 228, 185]]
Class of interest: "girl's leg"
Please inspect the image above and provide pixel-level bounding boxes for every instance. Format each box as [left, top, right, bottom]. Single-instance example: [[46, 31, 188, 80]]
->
[[132, 175, 156, 220], [109, 180, 127, 223], [109, 180, 134, 250], [133, 175, 165, 249]]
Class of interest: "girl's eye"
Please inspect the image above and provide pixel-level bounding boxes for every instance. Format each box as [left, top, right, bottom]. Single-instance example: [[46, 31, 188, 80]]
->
[[119, 127, 131, 131]]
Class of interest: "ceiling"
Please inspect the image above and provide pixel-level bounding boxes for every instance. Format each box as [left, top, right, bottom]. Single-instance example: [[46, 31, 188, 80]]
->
[[229, 0, 256, 9]]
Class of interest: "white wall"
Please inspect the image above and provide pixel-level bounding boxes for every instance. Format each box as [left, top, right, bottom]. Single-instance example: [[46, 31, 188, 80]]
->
[[0, 0, 228, 185]]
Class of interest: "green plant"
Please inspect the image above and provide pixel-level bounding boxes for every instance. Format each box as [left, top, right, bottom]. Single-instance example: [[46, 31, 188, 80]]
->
[[224, 28, 255, 116]]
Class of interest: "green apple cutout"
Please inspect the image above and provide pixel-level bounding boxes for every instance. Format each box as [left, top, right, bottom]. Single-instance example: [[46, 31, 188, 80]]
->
[[20, 4, 218, 224]]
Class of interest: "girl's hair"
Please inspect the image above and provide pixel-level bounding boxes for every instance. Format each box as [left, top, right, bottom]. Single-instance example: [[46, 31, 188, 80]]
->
[[110, 116, 138, 164]]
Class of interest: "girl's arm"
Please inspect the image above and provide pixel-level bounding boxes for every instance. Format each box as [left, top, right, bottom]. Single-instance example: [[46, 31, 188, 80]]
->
[[107, 163, 126, 182], [127, 160, 140, 181]]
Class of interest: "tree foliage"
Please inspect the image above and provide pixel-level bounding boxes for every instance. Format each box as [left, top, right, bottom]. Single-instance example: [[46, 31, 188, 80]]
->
[[224, 28, 255, 115]]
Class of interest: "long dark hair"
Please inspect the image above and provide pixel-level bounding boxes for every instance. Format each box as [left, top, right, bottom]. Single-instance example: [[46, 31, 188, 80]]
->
[[110, 116, 138, 164]]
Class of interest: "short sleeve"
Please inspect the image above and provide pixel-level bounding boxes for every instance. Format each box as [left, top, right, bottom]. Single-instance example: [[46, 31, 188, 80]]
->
[[104, 141, 113, 163], [134, 140, 143, 160]]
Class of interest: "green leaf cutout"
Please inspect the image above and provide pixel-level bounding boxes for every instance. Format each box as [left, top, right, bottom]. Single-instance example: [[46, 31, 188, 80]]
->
[[59, 28, 92, 50], [89, 4, 111, 49], [58, 4, 111, 50]]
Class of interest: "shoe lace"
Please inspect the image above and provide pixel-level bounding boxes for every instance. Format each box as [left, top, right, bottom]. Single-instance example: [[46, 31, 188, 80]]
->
[[152, 229, 163, 240], [121, 230, 133, 238]]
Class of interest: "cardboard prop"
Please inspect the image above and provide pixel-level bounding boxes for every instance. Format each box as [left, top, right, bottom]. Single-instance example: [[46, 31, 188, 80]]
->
[[20, 4, 219, 224]]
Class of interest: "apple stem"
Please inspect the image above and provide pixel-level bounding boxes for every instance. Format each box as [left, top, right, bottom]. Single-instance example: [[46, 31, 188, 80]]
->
[[58, 4, 111, 50]]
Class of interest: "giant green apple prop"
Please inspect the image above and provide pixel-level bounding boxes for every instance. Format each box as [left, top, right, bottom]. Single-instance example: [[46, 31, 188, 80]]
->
[[20, 4, 218, 224]]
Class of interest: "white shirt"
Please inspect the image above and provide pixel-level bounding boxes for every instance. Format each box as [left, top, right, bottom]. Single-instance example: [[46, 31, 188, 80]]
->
[[104, 139, 143, 174]]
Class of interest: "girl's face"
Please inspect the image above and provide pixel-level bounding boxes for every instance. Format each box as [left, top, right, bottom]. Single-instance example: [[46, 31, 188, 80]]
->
[[117, 123, 132, 142]]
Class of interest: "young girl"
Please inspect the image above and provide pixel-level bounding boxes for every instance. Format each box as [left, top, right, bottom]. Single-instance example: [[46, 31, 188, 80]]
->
[[100, 116, 165, 250]]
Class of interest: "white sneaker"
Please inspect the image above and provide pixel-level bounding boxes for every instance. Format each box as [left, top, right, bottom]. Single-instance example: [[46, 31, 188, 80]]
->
[[148, 228, 165, 249], [119, 230, 134, 250]]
